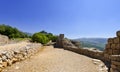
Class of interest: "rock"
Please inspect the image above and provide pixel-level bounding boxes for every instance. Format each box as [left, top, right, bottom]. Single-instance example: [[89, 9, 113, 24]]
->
[[92, 59, 101, 65], [71, 40, 81, 48], [55, 34, 77, 48], [5, 52, 13, 59], [2, 51, 7, 55], [15, 66, 19, 70], [0, 42, 42, 71], [0, 34, 9, 45], [2, 62, 7, 68], [2, 55, 7, 61], [6, 59, 12, 66], [14, 50, 20, 55], [12, 58, 18, 63]]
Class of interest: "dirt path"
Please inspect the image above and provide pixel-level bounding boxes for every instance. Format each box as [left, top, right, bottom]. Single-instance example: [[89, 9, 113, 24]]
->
[[2, 46, 107, 72]]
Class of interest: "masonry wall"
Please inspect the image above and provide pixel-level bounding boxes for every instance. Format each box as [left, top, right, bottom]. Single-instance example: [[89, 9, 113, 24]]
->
[[56, 34, 104, 60], [103, 31, 120, 72], [0, 43, 42, 71], [56, 31, 120, 72], [110, 55, 120, 72]]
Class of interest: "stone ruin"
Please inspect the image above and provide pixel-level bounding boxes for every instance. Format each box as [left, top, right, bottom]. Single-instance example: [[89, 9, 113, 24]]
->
[[0, 42, 42, 71], [56, 31, 120, 72], [55, 34, 79, 48], [103, 31, 120, 72]]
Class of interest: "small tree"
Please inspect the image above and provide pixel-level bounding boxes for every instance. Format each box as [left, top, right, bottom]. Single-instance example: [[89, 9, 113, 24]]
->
[[39, 31, 57, 42]]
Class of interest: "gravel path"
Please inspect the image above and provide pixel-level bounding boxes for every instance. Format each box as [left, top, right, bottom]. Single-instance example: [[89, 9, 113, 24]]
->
[[2, 46, 107, 72]]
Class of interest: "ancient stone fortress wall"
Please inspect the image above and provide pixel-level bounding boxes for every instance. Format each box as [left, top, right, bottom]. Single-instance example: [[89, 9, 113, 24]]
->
[[0, 42, 42, 71], [104, 31, 120, 72], [55, 34, 104, 60], [56, 32, 120, 72], [110, 55, 120, 72]]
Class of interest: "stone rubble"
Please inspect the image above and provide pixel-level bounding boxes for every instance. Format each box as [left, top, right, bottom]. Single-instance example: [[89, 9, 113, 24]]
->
[[0, 42, 42, 71]]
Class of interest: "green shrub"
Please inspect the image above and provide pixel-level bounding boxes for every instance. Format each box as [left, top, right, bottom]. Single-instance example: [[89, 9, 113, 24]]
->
[[32, 33, 49, 44], [39, 31, 57, 42]]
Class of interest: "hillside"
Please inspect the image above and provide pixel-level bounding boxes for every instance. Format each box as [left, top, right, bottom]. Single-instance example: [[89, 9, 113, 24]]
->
[[73, 38, 107, 51]]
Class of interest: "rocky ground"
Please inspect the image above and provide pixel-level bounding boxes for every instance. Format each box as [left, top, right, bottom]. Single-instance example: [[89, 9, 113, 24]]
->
[[2, 46, 108, 72], [0, 42, 30, 51]]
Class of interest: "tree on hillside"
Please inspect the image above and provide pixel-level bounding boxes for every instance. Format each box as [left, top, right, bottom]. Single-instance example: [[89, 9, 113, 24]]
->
[[39, 31, 57, 42], [32, 33, 49, 44], [0, 24, 28, 38]]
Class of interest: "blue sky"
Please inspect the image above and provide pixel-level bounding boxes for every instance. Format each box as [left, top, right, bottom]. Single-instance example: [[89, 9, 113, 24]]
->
[[0, 0, 120, 38]]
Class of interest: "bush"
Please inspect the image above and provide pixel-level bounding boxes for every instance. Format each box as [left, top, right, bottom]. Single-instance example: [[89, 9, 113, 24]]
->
[[32, 33, 49, 44]]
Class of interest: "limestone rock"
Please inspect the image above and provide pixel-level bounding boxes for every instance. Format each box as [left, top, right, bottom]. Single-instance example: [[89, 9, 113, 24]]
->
[[0, 34, 9, 45]]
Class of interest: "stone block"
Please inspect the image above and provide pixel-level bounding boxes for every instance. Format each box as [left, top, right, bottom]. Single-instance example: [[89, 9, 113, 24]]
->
[[112, 61, 120, 66], [108, 49, 113, 55], [104, 54, 110, 61], [6, 59, 12, 66], [12, 58, 18, 63], [117, 65, 120, 71], [111, 64, 117, 69], [108, 38, 114, 44], [114, 37, 120, 44], [110, 68, 114, 72], [112, 50, 120, 55], [2, 55, 7, 61], [111, 44, 116, 49], [59, 34, 64, 39], [116, 31, 120, 37], [105, 44, 111, 49], [2, 62, 7, 68], [115, 44, 120, 50]]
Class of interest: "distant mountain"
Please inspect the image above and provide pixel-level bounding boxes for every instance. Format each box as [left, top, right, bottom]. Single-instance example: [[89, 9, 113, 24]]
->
[[73, 38, 108, 51]]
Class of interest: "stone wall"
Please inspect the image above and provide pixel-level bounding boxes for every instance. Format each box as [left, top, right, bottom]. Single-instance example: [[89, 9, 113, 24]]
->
[[55, 34, 104, 60], [104, 37, 120, 62], [64, 47, 104, 60], [0, 42, 42, 71], [55, 34, 77, 48], [0, 35, 9, 45], [56, 32, 120, 72], [110, 55, 120, 72], [103, 31, 120, 72]]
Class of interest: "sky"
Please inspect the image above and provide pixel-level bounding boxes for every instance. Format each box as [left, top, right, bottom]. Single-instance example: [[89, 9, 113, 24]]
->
[[0, 0, 120, 39]]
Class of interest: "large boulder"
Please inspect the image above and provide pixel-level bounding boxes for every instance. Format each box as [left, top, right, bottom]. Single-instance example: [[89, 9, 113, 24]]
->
[[55, 34, 77, 48], [71, 40, 81, 48], [0, 35, 9, 45], [62, 38, 77, 48]]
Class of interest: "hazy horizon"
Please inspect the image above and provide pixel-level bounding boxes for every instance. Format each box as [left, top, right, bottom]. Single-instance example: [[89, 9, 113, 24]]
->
[[0, 0, 120, 39]]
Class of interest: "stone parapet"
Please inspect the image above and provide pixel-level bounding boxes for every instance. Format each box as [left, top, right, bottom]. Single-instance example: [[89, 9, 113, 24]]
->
[[56, 31, 120, 72]]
